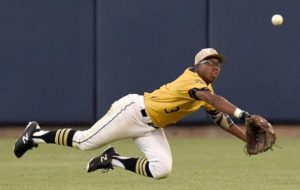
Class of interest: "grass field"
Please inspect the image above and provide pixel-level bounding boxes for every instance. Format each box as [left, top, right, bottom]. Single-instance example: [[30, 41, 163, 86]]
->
[[1, 137, 300, 190]]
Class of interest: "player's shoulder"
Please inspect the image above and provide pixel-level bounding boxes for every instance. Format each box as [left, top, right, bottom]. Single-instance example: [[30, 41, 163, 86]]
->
[[182, 67, 197, 76], [186, 67, 195, 73]]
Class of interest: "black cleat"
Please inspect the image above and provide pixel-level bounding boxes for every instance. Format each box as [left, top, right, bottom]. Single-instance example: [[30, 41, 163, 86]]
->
[[13, 121, 40, 158], [86, 147, 119, 173]]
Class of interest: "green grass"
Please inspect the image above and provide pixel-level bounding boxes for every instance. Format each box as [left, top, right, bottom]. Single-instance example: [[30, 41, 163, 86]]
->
[[1, 137, 300, 190]]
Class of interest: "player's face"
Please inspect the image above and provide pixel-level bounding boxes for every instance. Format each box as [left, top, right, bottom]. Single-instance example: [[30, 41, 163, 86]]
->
[[195, 58, 222, 83]]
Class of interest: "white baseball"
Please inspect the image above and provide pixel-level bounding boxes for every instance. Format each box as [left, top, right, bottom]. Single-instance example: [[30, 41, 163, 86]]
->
[[271, 14, 283, 26]]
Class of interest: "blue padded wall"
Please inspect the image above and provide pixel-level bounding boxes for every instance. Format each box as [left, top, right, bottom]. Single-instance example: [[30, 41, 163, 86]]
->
[[1, 0, 300, 124], [96, 0, 209, 122], [209, 0, 300, 122], [0, 1, 94, 123]]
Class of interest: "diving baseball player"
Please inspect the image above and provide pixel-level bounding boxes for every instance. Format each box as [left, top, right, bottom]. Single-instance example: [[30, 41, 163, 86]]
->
[[14, 48, 252, 179]]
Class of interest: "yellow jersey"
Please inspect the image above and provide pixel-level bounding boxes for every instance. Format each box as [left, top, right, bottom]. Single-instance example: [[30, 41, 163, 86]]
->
[[144, 68, 216, 128]]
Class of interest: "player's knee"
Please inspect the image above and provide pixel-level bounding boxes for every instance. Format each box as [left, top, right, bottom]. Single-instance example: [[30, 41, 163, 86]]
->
[[151, 163, 172, 179], [74, 140, 96, 151], [72, 131, 95, 151]]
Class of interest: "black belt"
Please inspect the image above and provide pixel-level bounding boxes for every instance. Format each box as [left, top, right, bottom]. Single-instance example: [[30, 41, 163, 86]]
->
[[141, 109, 156, 127], [141, 109, 148, 117]]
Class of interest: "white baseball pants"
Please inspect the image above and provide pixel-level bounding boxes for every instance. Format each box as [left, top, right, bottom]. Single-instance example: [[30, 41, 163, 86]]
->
[[72, 94, 172, 178]]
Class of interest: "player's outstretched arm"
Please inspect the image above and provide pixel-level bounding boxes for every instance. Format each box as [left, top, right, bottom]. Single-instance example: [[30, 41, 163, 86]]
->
[[197, 90, 276, 154], [206, 110, 246, 142], [195, 90, 249, 120]]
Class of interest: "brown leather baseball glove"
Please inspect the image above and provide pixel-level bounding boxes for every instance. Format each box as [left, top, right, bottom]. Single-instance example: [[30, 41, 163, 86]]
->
[[245, 115, 276, 155]]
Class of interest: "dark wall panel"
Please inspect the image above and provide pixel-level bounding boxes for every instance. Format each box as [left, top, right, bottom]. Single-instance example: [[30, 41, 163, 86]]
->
[[210, 0, 300, 122], [0, 1, 94, 123], [96, 0, 208, 122], [1, 1, 300, 124]]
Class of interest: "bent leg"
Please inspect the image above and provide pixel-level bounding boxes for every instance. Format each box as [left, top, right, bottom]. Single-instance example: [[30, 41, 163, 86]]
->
[[111, 128, 172, 179], [134, 128, 172, 179]]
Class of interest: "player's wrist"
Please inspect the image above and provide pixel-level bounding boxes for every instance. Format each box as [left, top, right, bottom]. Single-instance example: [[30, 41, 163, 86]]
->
[[234, 108, 250, 121]]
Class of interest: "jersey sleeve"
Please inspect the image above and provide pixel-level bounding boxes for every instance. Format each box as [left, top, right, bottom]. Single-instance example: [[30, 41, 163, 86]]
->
[[187, 79, 216, 101], [187, 77, 211, 100], [188, 88, 210, 100]]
